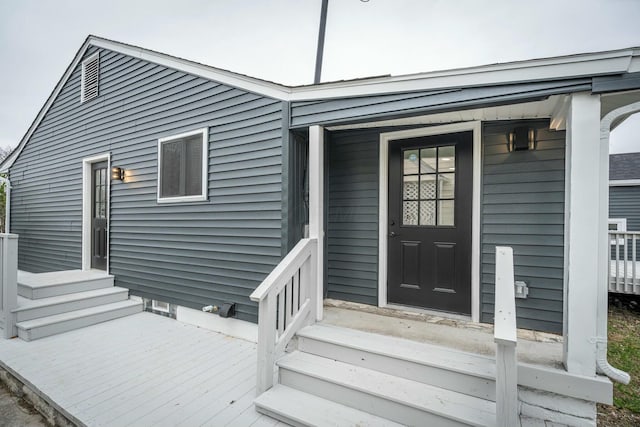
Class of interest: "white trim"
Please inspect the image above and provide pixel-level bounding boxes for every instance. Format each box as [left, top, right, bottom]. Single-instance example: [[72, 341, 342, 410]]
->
[[609, 179, 640, 186], [156, 128, 209, 204], [82, 153, 111, 272], [151, 300, 170, 313], [1, 37, 639, 174], [308, 125, 324, 321], [377, 121, 482, 322], [80, 52, 99, 103], [175, 305, 257, 343], [89, 37, 638, 102], [550, 95, 570, 131], [563, 93, 601, 376]]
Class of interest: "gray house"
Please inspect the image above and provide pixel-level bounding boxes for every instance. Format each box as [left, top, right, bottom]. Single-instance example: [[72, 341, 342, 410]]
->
[[610, 152, 640, 231], [2, 36, 640, 425], [608, 152, 640, 295]]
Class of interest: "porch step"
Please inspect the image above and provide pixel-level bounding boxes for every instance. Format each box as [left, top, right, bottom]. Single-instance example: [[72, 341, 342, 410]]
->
[[16, 299, 142, 341], [277, 351, 496, 427], [18, 270, 114, 299], [255, 384, 403, 427], [297, 323, 497, 400], [12, 287, 130, 322]]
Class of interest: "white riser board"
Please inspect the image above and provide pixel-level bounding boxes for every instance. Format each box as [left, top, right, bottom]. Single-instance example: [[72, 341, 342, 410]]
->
[[298, 333, 496, 401], [19, 277, 114, 299], [17, 300, 141, 341], [255, 384, 404, 427], [14, 288, 129, 322], [278, 351, 495, 427]]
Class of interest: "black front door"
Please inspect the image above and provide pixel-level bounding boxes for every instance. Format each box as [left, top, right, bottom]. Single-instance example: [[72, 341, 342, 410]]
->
[[91, 161, 108, 270], [387, 132, 473, 315]]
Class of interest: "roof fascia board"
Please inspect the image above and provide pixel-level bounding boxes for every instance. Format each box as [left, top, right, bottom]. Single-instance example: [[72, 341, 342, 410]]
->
[[89, 38, 292, 100], [289, 52, 634, 101]]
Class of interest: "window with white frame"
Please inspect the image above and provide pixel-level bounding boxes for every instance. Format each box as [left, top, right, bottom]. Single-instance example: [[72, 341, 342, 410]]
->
[[152, 300, 170, 313], [157, 128, 209, 203], [609, 218, 627, 245], [609, 218, 627, 232], [81, 52, 100, 103]]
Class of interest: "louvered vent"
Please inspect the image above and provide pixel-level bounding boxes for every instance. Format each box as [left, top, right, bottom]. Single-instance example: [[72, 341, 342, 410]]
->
[[81, 53, 99, 103]]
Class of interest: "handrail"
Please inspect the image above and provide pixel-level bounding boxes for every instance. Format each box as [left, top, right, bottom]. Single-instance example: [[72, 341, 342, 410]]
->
[[251, 238, 318, 394], [494, 246, 518, 427], [250, 238, 315, 302], [608, 231, 639, 295], [0, 233, 18, 339]]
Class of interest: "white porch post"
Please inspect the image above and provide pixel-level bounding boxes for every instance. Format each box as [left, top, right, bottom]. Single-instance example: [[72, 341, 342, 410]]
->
[[308, 125, 324, 321], [563, 92, 601, 376]]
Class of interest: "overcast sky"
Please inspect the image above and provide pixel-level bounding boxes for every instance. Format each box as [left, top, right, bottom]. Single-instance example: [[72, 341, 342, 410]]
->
[[1, 0, 639, 153]]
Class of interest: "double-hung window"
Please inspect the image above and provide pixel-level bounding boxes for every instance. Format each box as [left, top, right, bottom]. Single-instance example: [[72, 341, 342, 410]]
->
[[157, 128, 208, 203]]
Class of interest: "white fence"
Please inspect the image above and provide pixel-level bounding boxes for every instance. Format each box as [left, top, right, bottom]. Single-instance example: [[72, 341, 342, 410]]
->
[[250, 238, 318, 394], [609, 231, 640, 295], [0, 234, 18, 339], [494, 246, 518, 427]]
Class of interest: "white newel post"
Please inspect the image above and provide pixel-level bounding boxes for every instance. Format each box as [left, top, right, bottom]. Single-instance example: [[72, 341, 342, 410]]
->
[[0, 234, 18, 339], [494, 246, 518, 427], [563, 92, 601, 376], [308, 125, 324, 321]]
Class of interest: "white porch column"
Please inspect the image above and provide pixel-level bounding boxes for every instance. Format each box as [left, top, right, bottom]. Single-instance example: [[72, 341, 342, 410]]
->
[[563, 92, 601, 376], [308, 125, 324, 321]]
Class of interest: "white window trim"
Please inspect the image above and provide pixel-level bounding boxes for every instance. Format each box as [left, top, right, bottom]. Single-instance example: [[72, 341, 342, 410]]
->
[[609, 218, 627, 232], [378, 121, 482, 322], [609, 179, 640, 187], [609, 218, 627, 245], [82, 153, 111, 272], [157, 128, 209, 204], [152, 300, 170, 313], [80, 52, 99, 103]]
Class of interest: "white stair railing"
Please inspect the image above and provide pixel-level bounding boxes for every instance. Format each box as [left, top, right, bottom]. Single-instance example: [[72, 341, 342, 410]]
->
[[250, 238, 318, 394], [609, 231, 640, 295], [0, 234, 18, 339], [494, 246, 518, 427]]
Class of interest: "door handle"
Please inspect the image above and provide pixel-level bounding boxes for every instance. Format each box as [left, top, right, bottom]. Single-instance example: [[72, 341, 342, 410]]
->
[[389, 231, 397, 238]]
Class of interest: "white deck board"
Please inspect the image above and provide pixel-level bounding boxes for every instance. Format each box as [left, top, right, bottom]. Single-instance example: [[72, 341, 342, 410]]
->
[[0, 312, 280, 426]]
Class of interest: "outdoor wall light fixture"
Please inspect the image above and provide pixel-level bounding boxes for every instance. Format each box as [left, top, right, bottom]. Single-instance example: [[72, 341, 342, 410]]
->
[[111, 166, 125, 181], [508, 126, 536, 152]]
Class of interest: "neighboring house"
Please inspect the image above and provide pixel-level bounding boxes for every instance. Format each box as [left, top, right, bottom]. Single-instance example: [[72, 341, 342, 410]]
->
[[610, 152, 640, 232], [609, 152, 640, 295], [1, 36, 640, 425]]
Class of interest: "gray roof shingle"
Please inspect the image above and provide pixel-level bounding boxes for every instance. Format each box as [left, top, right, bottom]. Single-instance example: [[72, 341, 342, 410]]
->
[[610, 152, 640, 180]]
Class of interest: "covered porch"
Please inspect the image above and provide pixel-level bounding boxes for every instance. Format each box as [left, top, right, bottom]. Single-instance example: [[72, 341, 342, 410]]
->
[[251, 89, 640, 425]]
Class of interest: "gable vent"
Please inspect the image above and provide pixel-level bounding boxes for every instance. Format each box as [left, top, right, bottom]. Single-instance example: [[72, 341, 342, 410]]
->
[[81, 52, 99, 103]]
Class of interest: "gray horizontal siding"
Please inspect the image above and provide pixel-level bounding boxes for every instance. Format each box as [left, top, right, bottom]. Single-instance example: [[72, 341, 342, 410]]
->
[[610, 186, 640, 232], [480, 120, 566, 333], [326, 128, 383, 304], [9, 46, 284, 323], [325, 122, 566, 333], [290, 79, 591, 128]]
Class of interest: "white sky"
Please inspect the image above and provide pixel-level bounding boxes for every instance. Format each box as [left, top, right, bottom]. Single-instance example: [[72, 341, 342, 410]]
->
[[0, 0, 639, 153]]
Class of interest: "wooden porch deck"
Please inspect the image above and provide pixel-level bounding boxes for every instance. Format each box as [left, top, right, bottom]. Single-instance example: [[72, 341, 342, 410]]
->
[[0, 312, 285, 426]]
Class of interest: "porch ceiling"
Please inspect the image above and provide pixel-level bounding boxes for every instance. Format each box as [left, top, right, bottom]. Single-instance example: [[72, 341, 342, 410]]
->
[[326, 96, 562, 131]]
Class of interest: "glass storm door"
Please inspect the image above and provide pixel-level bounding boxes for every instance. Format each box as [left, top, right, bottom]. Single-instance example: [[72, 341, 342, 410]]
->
[[91, 161, 108, 270], [387, 132, 473, 314]]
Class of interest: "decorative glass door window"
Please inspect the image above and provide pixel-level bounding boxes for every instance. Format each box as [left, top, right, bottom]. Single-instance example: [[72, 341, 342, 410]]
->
[[402, 145, 455, 226], [94, 167, 107, 219]]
